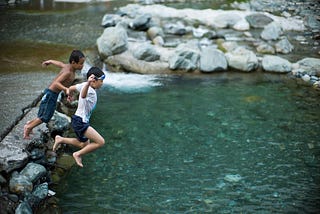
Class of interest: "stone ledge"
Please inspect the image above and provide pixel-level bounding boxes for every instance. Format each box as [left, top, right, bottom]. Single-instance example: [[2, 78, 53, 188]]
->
[[0, 108, 47, 174]]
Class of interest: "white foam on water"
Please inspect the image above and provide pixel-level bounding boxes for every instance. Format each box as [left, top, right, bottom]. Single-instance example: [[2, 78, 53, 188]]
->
[[81, 62, 162, 93], [104, 71, 162, 93]]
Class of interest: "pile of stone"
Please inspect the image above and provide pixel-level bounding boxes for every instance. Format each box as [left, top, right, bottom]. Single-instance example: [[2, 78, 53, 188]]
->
[[0, 108, 73, 213], [96, 3, 320, 88]]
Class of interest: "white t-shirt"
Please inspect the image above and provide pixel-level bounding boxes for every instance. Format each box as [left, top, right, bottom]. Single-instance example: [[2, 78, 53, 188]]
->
[[74, 82, 97, 123]]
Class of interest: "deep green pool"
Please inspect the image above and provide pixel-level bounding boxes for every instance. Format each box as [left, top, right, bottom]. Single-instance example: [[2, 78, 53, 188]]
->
[[55, 72, 320, 213]]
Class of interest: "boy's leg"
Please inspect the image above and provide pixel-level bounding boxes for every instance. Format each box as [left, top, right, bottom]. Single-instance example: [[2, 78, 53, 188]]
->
[[23, 118, 42, 139], [73, 126, 105, 167], [53, 135, 88, 152]]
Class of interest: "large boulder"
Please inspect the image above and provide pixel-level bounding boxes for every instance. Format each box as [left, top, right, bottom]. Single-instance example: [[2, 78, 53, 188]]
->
[[96, 24, 128, 59]]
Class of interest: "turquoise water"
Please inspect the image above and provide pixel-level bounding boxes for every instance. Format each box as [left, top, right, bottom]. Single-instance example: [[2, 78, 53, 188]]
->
[[55, 73, 320, 213]]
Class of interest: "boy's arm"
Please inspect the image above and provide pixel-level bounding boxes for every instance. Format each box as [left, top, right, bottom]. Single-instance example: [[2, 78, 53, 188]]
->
[[80, 75, 95, 98], [42, 60, 65, 68], [50, 71, 70, 94], [66, 85, 77, 102]]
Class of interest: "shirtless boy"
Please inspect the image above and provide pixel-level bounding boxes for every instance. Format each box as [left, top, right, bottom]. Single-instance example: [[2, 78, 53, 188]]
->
[[23, 50, 85, 139]]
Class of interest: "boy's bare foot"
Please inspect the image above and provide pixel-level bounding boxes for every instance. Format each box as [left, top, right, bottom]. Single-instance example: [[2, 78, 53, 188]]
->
[[73, 152, 83, 167], [53, 135, 63, 152], [23, 125, 31, 139]]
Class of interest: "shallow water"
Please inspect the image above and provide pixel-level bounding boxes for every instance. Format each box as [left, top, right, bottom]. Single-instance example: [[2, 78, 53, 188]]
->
[[55, 72, 320, 213]]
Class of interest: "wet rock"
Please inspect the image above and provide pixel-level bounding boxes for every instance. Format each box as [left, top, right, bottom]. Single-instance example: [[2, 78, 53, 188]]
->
[[27, 182, 48, 208], [19, 163, 47, 184], [15, 201, 32, 214], [0, 108, 47, 173], [9, 172, 33, 195], [0, 174, 6, 184], [47, 111, 70, 135], [224, 174, 242, 182]]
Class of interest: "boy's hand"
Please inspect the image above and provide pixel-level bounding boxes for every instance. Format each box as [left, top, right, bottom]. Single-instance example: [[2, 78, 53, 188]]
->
[[88, 74, 96, 83], [42, 60, 51, 67], [66, 88, 74, 102]]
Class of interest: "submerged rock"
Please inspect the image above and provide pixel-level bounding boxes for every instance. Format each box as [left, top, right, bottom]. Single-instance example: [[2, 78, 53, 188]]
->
[[224, 174, 242, 182]]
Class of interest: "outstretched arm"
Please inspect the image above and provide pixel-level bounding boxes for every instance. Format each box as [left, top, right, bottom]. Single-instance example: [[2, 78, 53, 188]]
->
[[42, 60, 65, 68]]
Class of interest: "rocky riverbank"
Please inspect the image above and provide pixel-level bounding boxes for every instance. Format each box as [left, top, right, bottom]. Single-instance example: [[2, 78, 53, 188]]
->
[[0, 0, 319, 213], [96, 2, 320, 87]]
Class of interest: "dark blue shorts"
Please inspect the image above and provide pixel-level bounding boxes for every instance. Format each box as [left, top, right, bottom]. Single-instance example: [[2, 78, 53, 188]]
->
[[71, 115, 89, 142], [38, 89, 59, 123]]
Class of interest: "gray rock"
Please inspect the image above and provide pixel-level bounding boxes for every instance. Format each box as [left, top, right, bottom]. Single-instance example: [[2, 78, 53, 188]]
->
[[164, 21, 188, 35], [262, 55, 291, 73], [296, 58, 320, 76], [256, 42, 275, 54], [225, 47, 258, 72], [133, 43, 160, 62], [245, 13, 273, 28], [20, 163, 47, 184], [200, 47, 227, 72], [9, 172, 33, 195], [214, 13, 242, 28], [101, 14, 121, 28], [147, 26, 164, 40], [97, 24, 128, 59], [169, 46, 200, 71], [129, 13, 152, 31], [47, 111, 70, 134], [261, 22, 282, 40], [275, 37, 294, 54], [15, 201, 32, 214], [0, 108, 47, 173]]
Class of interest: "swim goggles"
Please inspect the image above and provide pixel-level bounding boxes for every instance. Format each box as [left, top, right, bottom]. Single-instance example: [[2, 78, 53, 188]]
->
[[95, 74, 105, 80]]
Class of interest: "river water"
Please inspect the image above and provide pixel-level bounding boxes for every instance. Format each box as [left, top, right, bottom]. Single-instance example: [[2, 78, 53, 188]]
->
[[1, 0, 320, 213], [56, 72, 320, 213]]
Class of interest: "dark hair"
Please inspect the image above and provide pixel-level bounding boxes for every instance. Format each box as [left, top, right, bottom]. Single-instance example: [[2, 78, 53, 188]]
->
[[87, 67, 104, 79], [69, 50, 85, 63]]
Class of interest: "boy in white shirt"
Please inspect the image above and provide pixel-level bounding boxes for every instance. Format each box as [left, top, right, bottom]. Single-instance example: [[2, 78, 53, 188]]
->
[[53, 67, 105, 167]]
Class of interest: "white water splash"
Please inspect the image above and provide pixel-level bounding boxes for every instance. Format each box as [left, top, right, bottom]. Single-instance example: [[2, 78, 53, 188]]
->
[[104, 71, 162, 93], [81, 62, 162, 93]]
